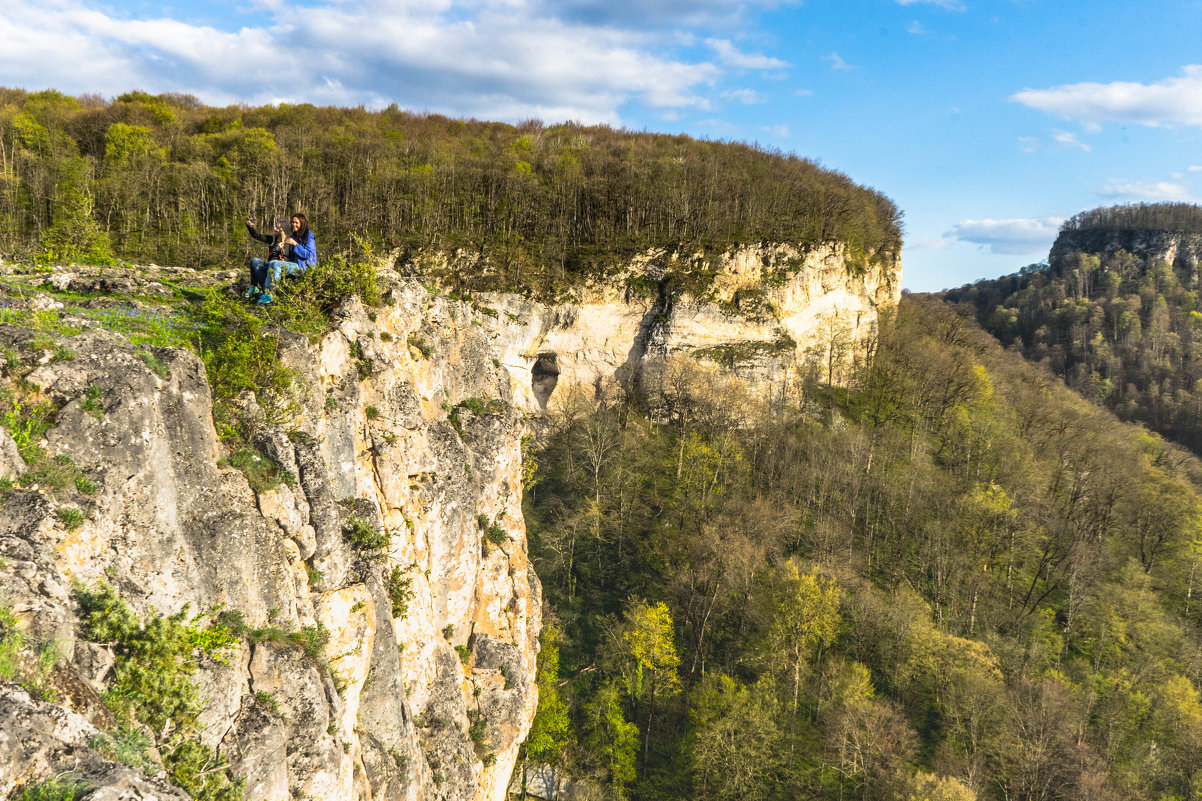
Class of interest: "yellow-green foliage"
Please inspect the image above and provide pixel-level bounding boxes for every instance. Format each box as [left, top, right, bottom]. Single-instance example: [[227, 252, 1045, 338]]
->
[[73, 583, 243, 801], [194, 291, 295, 415], [523, 294, 1202, 801]]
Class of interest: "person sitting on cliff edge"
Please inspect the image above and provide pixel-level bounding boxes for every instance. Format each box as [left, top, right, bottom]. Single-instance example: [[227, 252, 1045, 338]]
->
[[245, 213, 317, 305]]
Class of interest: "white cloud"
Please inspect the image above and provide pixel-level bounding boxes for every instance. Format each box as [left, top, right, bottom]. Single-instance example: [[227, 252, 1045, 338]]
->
[[1189, 165, 1202, 173], [1017, 136, 1039, 153], [535, 0, 791, 29], [0, 0, 731, 124], [1051, 130, 1091, 152], [896, 0, 966, 11], [949, 217, 1065, 255], [1099, 180, 1196, 202], [910, 237, 953, 252], [706, 39, 789, 70], [761, 124, 789, 137], [720, 88, 766, 104], [906, 21, 926, 35], [794, 88, 813, 97], [1011, 65, 1202, 128], [824, 52, 853, 71]]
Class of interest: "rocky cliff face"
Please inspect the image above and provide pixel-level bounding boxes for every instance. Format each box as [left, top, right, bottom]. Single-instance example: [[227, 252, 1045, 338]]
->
[[0, 280, 539, 801], [448, 242, 900, 413], [1050, 228, 1202, 285]]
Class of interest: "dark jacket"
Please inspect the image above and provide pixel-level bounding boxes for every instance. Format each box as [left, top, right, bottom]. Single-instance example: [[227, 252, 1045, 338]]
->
[[247, 223, 286, 262]]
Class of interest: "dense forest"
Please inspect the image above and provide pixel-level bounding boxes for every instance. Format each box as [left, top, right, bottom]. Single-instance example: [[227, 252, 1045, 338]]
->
[[519, 294, 1202, 801], [0, 88, 900, 295], [946, 204, 1202, 454]]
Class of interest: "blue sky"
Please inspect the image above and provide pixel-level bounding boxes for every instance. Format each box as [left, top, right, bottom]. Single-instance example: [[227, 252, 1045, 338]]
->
[[3, 0, 1201, 291]]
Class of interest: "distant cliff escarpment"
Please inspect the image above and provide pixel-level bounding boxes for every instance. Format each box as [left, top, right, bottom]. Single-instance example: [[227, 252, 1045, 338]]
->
[[946, 202, 1202, 455], [1049, 202, 1202, 284]]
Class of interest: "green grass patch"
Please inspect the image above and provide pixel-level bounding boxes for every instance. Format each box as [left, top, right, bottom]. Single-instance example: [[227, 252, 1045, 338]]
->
[[16, 777, 91, 801], [80, 384, 104, 418], [220, 448, 293, 493], [76, 304, 196, 349], [136, 348, 170, 378]]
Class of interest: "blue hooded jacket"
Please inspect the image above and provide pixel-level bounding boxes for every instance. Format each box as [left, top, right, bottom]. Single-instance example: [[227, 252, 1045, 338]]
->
[[290, 230, 317, 269]]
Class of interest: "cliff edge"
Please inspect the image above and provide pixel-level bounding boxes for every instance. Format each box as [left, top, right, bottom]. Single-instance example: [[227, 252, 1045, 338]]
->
[[0, 279, 539, 801]]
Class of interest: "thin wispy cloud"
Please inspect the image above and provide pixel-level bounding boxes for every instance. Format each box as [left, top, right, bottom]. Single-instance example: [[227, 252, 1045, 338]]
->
[[794, 88, 814, 97], [1051, 130, 1091, 152], [1017, 136, 1039, 153], [906, 21, 926, 35], [949, 217, 1064, 255], [1012, 65, 1202, 128], [721, 88, 767, 104], [1099, 179, 1196, 202], [896, 0, 966, 11], [824, 52, 853, 71], [706, 38, 789, 70]]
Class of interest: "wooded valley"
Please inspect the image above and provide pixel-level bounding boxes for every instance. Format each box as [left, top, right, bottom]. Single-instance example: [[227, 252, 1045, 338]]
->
[[520, 293, 1202, 801]]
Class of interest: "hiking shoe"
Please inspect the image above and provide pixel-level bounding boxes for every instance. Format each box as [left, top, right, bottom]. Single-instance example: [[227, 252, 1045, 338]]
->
[[243, 286, 259, 299], [256, 294, 274, 305]]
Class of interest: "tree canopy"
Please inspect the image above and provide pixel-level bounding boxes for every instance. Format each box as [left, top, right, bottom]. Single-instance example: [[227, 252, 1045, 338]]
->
[[522, 294, 1202, 801], [0, 88, 901, 296]]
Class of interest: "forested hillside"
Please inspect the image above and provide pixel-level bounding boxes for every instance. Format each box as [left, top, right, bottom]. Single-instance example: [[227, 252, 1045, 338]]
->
[[946, 203, 1202, 454], [520, 294, 1202, 801], [0, 88, 900, 295]]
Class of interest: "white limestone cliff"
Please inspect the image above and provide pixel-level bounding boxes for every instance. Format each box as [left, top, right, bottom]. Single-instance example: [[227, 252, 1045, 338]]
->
[[455, 242, 901, 412]]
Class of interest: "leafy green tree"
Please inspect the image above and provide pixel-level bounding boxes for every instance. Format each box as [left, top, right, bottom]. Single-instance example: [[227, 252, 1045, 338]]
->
[[581, 681, 639, 801], [688, 674, 783, 801], [766, 562, 840, 716], [521, 625, 573, 795]]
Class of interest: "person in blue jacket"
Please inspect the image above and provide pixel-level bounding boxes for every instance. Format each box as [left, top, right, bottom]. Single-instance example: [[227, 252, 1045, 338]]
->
[[245, 213, 317, 305]]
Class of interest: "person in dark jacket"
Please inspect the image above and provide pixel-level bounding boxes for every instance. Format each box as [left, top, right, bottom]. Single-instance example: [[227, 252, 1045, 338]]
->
[[246, 213, 317, 305], [244, 217, 287, 300]]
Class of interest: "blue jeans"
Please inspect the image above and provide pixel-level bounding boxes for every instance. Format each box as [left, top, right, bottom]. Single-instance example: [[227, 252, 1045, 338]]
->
[[249, 258, 303, 291]]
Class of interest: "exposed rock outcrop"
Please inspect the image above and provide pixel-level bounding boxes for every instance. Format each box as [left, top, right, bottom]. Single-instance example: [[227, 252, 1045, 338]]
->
[[0, 281, 539, 801], [449, 242, 900, 412]]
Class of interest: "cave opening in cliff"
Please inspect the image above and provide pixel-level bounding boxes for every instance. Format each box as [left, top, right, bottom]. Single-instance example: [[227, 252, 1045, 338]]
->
[[532, 352, 560, 408]]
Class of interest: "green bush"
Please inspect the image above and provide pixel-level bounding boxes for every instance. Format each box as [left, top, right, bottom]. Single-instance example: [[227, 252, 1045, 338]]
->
[[343, 515, 389, 558], [386, 567, 414, 618], [193, 291, 296, 423], [56, 507, 85, 530], [271, 253, 383, 337], [72, 583, 243, 801], [222, 448, 291, 493]]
